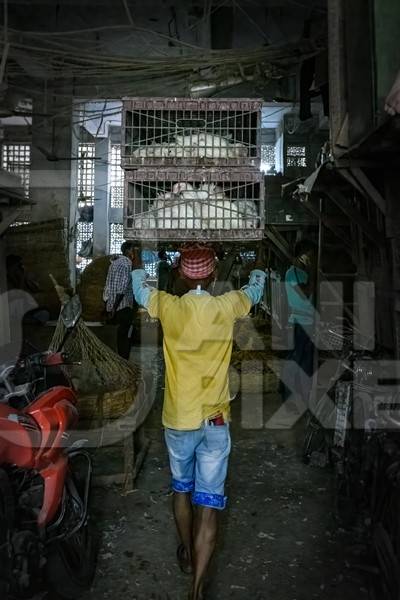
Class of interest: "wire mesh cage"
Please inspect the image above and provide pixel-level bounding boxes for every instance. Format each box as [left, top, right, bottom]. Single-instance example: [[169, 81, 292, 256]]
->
[[124, 168, 264, 241], [122, 98, 262, 168]]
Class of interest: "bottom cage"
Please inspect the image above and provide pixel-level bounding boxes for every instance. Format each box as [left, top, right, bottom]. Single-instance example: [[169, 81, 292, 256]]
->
[[124, 169, 264, 241]]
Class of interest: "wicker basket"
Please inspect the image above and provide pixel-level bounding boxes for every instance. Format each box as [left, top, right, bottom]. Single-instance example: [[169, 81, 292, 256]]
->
[[78, 255, 113, 321], [78, 387, 137, 423], [76, 393, 100, 421], [101, 388, 136, 420]]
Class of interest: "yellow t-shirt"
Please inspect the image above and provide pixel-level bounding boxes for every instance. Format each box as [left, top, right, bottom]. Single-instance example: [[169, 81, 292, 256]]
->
[[147, 290, 251, 430]]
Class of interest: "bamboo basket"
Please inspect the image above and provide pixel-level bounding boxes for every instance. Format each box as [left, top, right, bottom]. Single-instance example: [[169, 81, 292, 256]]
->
[[77, 387, 138, 424], [78, 255, 113, 321]]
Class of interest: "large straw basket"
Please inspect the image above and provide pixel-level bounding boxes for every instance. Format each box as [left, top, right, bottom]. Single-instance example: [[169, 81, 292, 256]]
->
[[78, 255, 113, 321], [77, 387, 137, 424]]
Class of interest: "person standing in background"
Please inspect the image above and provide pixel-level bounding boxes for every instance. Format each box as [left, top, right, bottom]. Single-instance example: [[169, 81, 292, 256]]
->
[[281, 239, 318, 411], [103, 241, 137, 359]]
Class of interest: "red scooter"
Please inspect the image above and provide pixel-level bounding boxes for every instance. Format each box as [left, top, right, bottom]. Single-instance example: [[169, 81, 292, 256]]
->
[[0, 296, 96, 599]]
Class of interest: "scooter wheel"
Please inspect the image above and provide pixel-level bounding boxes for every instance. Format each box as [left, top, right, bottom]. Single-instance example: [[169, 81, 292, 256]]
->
[[46, 522, 96, 599]]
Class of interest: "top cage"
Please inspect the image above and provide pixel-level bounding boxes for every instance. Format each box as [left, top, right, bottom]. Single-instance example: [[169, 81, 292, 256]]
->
[[122, 97, 262, 168]]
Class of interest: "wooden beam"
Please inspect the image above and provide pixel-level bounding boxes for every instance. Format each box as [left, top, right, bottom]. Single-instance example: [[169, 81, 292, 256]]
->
[[264, 226, 293, 262], [343, 0, 375, 145]]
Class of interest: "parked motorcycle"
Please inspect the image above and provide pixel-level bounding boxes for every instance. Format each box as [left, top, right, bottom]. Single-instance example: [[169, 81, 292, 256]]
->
[[0, 295, 96, 599]]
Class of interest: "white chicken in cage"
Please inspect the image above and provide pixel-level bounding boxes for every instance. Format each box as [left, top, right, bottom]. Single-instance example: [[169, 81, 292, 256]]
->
[[151, 184, 201, 229], [131, 214, 157, 229], [175, 133, 248, 159], [227, 143, 249, 158], [233, 200, 259, 229], [131, 132, 248, 160], [199, 183, 225, 199], [201, 191, 244, 229], [132, 143, 170, 158], [160, 201, 202, 229], [171, 182, 209, 202], [129, 181, 259, 230]]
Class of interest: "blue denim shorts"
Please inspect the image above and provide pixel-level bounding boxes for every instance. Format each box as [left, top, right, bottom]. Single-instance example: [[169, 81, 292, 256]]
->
[[164, 423, 231, 510]]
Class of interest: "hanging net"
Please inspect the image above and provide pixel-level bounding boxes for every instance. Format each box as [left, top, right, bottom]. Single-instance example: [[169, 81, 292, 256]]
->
[[50, 316, 142, 395]]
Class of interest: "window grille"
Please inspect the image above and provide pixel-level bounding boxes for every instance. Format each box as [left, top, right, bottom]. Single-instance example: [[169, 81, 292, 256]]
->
[[260, 144, 276, 173], [76, 222, 93, 271], [76, 144, 95, 271], [77, 143, 95, 205], [286, 145, 307, 168], [109, 144, 124, 208], [2, 143, 31, 198], [109, 223, 124, 255]]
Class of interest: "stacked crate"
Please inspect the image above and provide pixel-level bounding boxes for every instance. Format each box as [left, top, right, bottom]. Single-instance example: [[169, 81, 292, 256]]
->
[[121, 97, 264, 241]]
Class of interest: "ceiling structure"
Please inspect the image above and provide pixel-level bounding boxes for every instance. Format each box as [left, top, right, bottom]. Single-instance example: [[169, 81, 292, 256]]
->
[[0, 0, 327, 116]]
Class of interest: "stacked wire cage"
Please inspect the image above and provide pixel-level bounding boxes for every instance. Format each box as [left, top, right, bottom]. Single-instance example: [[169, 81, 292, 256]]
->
[[122, 97, 264, 241]]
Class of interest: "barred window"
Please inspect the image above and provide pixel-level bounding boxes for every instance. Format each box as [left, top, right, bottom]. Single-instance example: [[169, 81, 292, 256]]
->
[[260, 144, 275, 173], [2, 143, 31, 198], [77, 143, 95, 205], [286, 145, 307, 168], [109, 223, 124, 255], [76, 222, 93, 271], [109, 144, 124, 208], [76, 143, 95, 271]]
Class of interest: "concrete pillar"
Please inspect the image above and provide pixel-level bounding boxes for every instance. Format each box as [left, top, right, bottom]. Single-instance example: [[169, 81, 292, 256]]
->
[[68, 115, 80, 289], [93, 137, 109, 257], [30, 89, 74, 222]]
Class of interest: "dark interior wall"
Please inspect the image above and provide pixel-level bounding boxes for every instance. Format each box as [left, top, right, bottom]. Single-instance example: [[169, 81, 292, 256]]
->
[[211, 6, 234, 49], [374, 0, 400, 111]]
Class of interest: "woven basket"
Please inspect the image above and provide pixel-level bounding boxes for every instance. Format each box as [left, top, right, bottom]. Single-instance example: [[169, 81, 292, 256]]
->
[[77, 387, 137, 423], [101, 388, 136, 420], [78, 255, 113, 321], [4, 219, 70, 318], [77, 393, 100, 421]]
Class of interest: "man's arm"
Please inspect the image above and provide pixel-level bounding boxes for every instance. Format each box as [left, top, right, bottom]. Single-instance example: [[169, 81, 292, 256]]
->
[[132, 269, 155, 309], [241, 269, 266, 306]]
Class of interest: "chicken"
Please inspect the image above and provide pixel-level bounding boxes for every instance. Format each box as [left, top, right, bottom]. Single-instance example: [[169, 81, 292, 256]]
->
[[172, 182, 194, 194], [131, 214, 157, 229], [132, 142, 171, 158], [174, 133, 247, 159], [232, 200, 259, 229], [132, 133, 249, 161], [227, 143, 248, 158], [202, 200, 243, 229], [158, 200, 201, 229], [199, 183, 225, 199]]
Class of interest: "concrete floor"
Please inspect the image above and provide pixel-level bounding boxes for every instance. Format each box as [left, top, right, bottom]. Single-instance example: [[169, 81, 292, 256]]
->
[[25, 323, 371, 599], [83, 397, 369, 600]]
